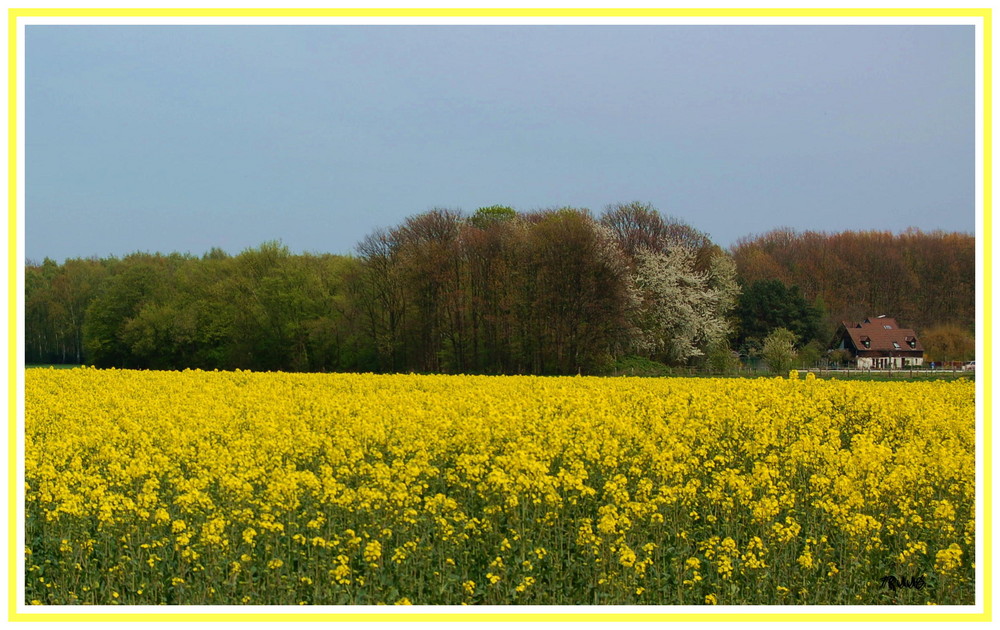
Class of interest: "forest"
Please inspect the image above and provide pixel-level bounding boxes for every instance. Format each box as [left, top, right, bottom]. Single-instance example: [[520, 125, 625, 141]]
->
[[24, 203, 976, 374]]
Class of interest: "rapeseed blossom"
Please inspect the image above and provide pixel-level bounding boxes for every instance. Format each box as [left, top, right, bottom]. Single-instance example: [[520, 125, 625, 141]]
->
[[25, 368, 974, 605]]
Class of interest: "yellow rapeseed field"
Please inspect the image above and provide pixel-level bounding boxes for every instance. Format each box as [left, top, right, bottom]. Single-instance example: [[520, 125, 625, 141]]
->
[[24, 368, 975, 605]]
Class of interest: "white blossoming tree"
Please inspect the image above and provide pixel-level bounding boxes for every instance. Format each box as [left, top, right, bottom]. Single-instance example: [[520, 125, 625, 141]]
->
[[629, 245, 739, 365]]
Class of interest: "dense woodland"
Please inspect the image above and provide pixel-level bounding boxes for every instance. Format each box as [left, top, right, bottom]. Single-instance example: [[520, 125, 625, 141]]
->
[[731, 228, 975, 334], [25, 203, 976, 374]]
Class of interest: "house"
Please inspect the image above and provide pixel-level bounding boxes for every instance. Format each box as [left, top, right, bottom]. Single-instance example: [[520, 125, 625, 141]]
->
[[832, 316, 924, 369]]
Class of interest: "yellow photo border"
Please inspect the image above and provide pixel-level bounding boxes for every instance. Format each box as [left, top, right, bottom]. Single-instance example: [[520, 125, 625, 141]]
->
[[7, 6, 991, 623]]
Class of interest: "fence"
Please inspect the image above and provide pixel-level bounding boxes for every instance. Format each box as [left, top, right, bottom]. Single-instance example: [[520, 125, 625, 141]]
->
[[611, 364, 974, 379]]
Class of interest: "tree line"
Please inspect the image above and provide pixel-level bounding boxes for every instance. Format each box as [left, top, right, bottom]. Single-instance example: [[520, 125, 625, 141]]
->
[[25, 204, 976, 374], [26, 246, 367, 371], [732, 228, 975, 333]]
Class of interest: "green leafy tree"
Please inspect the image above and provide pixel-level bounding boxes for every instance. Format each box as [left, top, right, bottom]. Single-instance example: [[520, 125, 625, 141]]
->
[[761, 327, 798, 374], [797, 340, 824, 369], [83, 255, 175, 368], [706, 338, 740, 374], [468, 205, 517, 229], [25, 257, 110, 365], [25, 258, 61, 364], [735, 279, 821, 349]]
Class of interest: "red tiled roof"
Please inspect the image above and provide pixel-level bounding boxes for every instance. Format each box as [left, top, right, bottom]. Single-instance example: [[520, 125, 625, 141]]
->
[[842, 317, 924, 353]]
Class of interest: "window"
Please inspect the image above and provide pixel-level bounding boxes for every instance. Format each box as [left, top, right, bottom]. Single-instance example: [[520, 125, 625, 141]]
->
[[883, 325, 893, 329], [892, 342, 901, 350]]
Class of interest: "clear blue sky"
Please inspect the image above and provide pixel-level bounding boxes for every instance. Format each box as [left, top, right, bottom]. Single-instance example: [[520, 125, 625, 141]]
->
[[25, 24, 975, 262]]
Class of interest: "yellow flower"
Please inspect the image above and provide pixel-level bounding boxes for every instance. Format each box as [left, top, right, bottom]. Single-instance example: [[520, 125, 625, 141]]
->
[[797, 546, 815, 570], [330, 564, 351, 585], [935, 544, 963, 574], [364, 540, 382, 565], [22, 368, 975, 605], [618, 545, 637, 568]]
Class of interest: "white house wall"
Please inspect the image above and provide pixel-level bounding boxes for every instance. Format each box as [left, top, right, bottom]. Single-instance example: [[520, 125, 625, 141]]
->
[[855, 356, 923, 369]]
